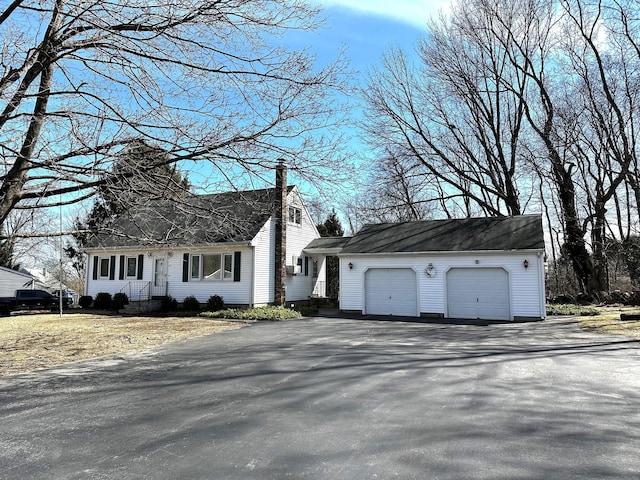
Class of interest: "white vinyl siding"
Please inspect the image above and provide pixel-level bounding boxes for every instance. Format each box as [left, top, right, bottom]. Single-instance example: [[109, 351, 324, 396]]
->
[[86, 251, 148, 299], [85, 249, 253, 305], [171, 249, 253, 304], [339, 252, 545, 321], [252, 218, 274, 305], [0, 267, 40, 296], [284, 189, 319, 302]]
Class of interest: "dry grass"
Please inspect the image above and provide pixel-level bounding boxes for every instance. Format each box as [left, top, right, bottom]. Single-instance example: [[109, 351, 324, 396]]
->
[[0, 312, 245, 377], [577, 306, 640, 340]]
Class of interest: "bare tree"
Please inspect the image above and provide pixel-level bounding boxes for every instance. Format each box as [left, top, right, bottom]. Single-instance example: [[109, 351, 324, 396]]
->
[[356, 150, 436, 223], [0, 0, 348, 230], [362, 0, 640, 296], [362, 0, 538, 219]]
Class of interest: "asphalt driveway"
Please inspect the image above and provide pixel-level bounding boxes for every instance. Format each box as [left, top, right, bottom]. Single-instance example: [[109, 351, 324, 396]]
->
[[0, 315, 639, 479]]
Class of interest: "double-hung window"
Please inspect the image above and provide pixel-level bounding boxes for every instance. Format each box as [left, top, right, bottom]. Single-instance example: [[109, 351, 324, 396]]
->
[[93, 255, 116, 281], [126, 257, 138, 278], [288, 206, 302, 225], [99, 258, 111, 278]]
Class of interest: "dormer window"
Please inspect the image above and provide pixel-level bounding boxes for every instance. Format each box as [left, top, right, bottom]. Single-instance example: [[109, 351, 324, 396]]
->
[[288, 206, 302, 225]]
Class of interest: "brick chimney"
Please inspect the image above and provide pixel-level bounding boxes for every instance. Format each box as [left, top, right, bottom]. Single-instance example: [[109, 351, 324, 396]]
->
[[274, 160, 287, 306]]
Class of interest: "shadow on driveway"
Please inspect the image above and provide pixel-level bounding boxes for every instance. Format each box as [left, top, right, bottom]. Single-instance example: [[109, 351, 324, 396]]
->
[[0, 315, 638, 479]]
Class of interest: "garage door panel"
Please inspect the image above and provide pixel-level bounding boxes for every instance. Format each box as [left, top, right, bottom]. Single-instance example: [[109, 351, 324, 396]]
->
[[365, 268, 417, 317], [447, 268, 510, 320]]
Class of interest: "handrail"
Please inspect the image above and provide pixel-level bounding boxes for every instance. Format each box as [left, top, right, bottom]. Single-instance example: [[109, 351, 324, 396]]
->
[[119, 281, 152, 301]]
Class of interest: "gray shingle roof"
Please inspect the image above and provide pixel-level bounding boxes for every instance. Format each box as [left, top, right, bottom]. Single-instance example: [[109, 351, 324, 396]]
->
[[304, 236, 352, 253], [85, 187, 293, 249], [340, 215, 544, 254]]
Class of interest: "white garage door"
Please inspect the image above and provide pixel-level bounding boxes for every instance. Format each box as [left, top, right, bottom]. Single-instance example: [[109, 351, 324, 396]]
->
[[365, 268, 417, 317], [446, 268, 510, 320]]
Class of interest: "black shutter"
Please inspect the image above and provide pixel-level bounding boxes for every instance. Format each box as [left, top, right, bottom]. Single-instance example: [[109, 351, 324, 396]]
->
[[137, 254, 144, 280], [119, 255, 125, 280], [304, 256, 309, 276], [182, 253, 189, 282], [92, 256, 98, 280], [234, 251, 241, 282], [109, 256, 116, 280]]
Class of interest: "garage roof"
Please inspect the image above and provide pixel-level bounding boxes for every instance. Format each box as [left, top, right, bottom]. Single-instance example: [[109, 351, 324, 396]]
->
[[340, 215, 544, 254], [304, 236, 352, 254]]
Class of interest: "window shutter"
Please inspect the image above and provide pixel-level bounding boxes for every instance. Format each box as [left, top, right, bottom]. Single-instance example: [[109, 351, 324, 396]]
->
[[304, 256, 309, 276], [109, 256, 116, 280], [137, 254, 144, 280], [119, 255, 125, 280], [182, 253, 189, 282], [92, 256, 98, 280], [234, 251, 241, 282]]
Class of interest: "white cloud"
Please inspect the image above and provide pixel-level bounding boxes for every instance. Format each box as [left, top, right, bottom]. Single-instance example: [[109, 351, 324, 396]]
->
[[316, 0, 450, 29]]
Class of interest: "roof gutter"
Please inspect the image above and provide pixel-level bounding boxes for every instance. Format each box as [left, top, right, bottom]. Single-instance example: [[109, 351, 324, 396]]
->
[[83, 241, 253, 254], [337, 248, 545, 257]]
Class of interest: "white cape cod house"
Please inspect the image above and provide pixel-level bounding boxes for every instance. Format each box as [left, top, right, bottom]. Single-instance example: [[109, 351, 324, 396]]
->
[[84, 164, 546, 321], [84, 165, 326, 307]]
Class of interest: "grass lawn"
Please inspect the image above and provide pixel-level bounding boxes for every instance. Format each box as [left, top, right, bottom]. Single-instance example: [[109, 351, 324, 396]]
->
[[575, 306, 640, 340], [0, 312, 245, 377]]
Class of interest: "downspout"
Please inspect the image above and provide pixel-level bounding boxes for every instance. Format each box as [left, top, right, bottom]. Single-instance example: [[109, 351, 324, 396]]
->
[[84, 252, 90, 296], [250, 244, 256, 308]]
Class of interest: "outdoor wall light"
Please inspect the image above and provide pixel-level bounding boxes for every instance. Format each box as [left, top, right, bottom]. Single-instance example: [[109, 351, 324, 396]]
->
[[425, 263, 436, 277], [348, 262, 353, 270], [523, 259, 529, 269]]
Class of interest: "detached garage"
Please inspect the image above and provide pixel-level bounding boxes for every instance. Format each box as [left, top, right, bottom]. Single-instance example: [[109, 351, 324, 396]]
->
[[338, 215, 546, 321]]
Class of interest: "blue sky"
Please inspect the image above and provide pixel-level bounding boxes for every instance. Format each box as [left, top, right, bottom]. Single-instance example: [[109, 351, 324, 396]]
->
[[302, 0, 449, 77], [277, 1, 449, 203]]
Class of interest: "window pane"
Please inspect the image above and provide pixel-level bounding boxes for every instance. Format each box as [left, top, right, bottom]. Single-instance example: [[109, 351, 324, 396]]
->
[[202, 254, 221, 280], [191, 255, 200, 279], [127, 257, 137, 277], [288, 206, 301, 225], [223, 254, 233, 279], [100, 258, 110, 277]]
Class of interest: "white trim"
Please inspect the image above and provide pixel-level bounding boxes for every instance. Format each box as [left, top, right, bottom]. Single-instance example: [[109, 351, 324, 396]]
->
[[188, 252, 235, 282], [98, 256, 111, 279], [339, 249, 544, 258], [83, 241, 252, 254], [125, 256, 138, 279]]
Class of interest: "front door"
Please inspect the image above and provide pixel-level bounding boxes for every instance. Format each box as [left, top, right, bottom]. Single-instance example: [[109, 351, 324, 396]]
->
[[153, 257, 168, 296]]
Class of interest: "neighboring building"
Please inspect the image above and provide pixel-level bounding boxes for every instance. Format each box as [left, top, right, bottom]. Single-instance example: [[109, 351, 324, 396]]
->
[[0, 267, 42, 296], [83, 165, 326, 306], [333, 215, 546, 321]]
